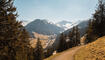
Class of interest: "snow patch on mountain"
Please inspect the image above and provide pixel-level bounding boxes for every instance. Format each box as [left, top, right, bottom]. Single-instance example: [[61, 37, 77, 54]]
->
[[56, 21, 75, 30], [56, 20, 83, 30]]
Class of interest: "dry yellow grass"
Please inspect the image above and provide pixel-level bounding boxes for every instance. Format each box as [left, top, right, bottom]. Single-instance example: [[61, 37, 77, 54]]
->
[[75, 36, 105, 60], [30, 32, 55, 48], [33, 32, 49, 40], [30, 39, 47, 48], [29, 32, 49, 48], [29, 32, 55, 48]]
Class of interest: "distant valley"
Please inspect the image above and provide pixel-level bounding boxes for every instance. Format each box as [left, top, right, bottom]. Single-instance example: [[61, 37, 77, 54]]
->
[[24, 19, 89, 50]]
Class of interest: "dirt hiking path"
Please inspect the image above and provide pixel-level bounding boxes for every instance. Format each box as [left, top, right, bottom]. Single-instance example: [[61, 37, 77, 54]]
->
[[51, 46, 84, 60]]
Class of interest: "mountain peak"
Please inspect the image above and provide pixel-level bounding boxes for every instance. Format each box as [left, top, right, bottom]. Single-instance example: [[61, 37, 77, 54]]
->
[[33, 19, 48, 24], [25, 19, 64, 37], [56, 20, 73, 30]]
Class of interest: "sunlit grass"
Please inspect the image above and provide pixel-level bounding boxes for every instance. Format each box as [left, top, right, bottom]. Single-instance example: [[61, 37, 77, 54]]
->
[[75, 36, 105, 60]]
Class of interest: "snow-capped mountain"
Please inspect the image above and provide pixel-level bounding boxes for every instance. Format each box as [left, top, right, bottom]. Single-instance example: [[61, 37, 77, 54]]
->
[[56, 20, 77, 30], [63, 20, 89, 36], [52, 20, 89, 50]]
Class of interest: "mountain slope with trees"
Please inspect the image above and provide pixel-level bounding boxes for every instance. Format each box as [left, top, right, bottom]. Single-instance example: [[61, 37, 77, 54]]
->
[[75, 0, 105, 60], [52, 20, 88, 51], [25, 19, 64, 37]]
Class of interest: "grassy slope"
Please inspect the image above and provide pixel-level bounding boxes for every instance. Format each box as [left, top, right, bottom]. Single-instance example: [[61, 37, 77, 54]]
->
[[75, 36, 105, 60], [30, 32, 49, 48]]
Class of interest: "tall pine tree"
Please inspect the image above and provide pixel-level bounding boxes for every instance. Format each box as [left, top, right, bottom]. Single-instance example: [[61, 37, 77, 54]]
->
[[33, 38, 44, 60], [57, 33, 67, 52], [68, 26, 80, 47], [0, 0, 30, 60], [75, 26, 80, 46], [86, 0, 105, 43], [92, 0, 105, 37], [86, 19, 96, 43]]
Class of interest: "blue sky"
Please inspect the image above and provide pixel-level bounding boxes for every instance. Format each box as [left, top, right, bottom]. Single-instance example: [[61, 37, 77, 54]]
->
[[14, 0, 98, 23]]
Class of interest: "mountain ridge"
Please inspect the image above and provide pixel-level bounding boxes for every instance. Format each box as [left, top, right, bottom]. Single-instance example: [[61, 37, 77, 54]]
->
[[25, 19, 64, 37]]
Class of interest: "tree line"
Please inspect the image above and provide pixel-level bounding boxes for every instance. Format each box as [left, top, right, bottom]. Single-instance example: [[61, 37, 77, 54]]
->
[[0, 0, 46, 60], [57, 26, 80, 52], [57, 0, 105, 52], [86, 0, 105, 43]]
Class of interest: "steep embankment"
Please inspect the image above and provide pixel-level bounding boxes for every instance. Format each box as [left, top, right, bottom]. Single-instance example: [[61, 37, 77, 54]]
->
[[45, 46, 83, 60], [75, 36, 105, 60]]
